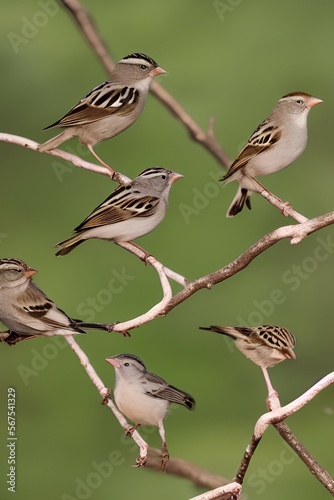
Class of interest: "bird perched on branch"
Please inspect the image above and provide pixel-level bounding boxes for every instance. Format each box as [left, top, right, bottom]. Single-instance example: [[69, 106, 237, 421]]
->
[[222, 92, 322, 217], [0, 258, 110, 345], [38, 53, 166, 177], [105, 353, 195, 471], [199, 325, 296, 397], [55, 167, 183, 256]]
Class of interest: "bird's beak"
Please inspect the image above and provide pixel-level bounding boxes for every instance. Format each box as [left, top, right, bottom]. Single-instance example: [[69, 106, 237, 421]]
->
[[24, 268, 37, 278], [106, 357, 120, 368], [286, 348, 296, 360], [170, 172, 184, 184], [150, 66, 166, 77], [308, 97, 323, 108]]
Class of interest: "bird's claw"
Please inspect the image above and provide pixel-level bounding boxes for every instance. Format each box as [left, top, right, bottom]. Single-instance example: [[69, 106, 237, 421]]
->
[[133, 455, 147, 468], [101, 388, 112, 405], [106, 321, 131, 337], [159, 444, 170, 472]]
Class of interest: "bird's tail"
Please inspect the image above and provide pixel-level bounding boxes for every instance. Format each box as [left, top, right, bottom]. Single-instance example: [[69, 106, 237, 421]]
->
[[78, 322, 110, 332], [38, 131, 68, 152], [55, 234, 84, 256], [199, 325, 237, 340], [226, 186, 251, 217]]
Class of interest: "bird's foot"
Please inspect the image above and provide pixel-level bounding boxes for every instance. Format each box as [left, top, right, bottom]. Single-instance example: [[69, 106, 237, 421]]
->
[[125, 424, 140, 437], [1, 331, 37, 345], [133, 454, 147, 468], [159, 443, 170, 472], [104, 321, 131, 337], [101, 388, 112, 405]]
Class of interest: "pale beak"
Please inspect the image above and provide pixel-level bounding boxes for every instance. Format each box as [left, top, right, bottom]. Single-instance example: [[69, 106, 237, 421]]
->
[[150, 66, 166, 77], [308, 97, 323, 108], [170, 172, 184, 184], [24, 268, 37, 278], [106, 357, 120, 368], [285, 348, 296, 360]]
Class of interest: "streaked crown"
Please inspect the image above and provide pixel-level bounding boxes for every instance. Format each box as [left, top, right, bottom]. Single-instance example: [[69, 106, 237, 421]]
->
[[122, 53, 158, 67]]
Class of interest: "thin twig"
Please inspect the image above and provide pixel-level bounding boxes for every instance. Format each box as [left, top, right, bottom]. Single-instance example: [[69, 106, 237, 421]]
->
[[114, 240, 189, 286], [259, 188, 309, 224], [161, 212, 334, 314], [274, 421, 334, 495], [254, 373, 334, 438], [189, 482, 242, 500], [0, 132, 131, 185], [146, 448, 230, 489], [109, 242, 173, 332]]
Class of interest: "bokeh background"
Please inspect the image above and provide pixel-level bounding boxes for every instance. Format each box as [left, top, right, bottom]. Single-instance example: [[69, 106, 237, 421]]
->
[[1, 1, 334, 499]]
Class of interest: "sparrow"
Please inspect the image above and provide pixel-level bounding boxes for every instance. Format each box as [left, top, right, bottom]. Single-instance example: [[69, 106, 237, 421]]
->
[[222, 92, 322, 217], [0, 258, 110, 345], [105, 353, 195, 471], [38, 53, 166, 176], [55, 167, 183, 256], [200, 325, 296, 397]]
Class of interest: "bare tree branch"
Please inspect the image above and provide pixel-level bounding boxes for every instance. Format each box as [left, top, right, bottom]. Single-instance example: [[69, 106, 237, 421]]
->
[[254, 373, 334, 437], [274, 421, 334, 495], [189, 482, 242, 500], [0, 133, 131, 185], [234, 374, 334, 496], [161, 212, 334, 314], [146, 447, 230, 489]]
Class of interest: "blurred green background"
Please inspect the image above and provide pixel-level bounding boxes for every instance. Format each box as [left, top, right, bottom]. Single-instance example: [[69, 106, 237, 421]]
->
[[1, 1, 334, 499]]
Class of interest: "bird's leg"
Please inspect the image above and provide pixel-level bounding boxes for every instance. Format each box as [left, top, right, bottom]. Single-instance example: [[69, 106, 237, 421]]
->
[[87, 145, 116, 178], [158, 423, 169, 472], [261, 367, 277, 397], [262, 367, 281, 410], [134, 441, 148, 468]]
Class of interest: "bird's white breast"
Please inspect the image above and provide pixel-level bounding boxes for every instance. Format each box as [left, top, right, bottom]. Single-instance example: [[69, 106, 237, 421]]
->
[[114, 379, 169, 426]]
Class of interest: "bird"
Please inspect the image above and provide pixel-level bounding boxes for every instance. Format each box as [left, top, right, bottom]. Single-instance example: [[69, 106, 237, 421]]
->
[[0, 258, 110, 345], [222, 92, 322, 217], [55, 167, 183, 256], [38, 52, 166, 177], [105, 353, 195, 471], [199, 325, 296, 397]]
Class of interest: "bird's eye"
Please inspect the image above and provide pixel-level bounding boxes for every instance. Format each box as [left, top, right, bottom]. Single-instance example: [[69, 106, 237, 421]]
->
[[161, 175, 166, 180], [140, 64, 148, 70], [296, 99, 304, 105], [124, 362, 130, 367]]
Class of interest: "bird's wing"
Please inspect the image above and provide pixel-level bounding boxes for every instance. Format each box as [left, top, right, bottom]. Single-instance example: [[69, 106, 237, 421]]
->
[[45, 83, 140, 128], [223, 119, 282, 180], [144, 373, 195, 410], [16, 284, 82, 332], [74, 186, 160, 231]]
